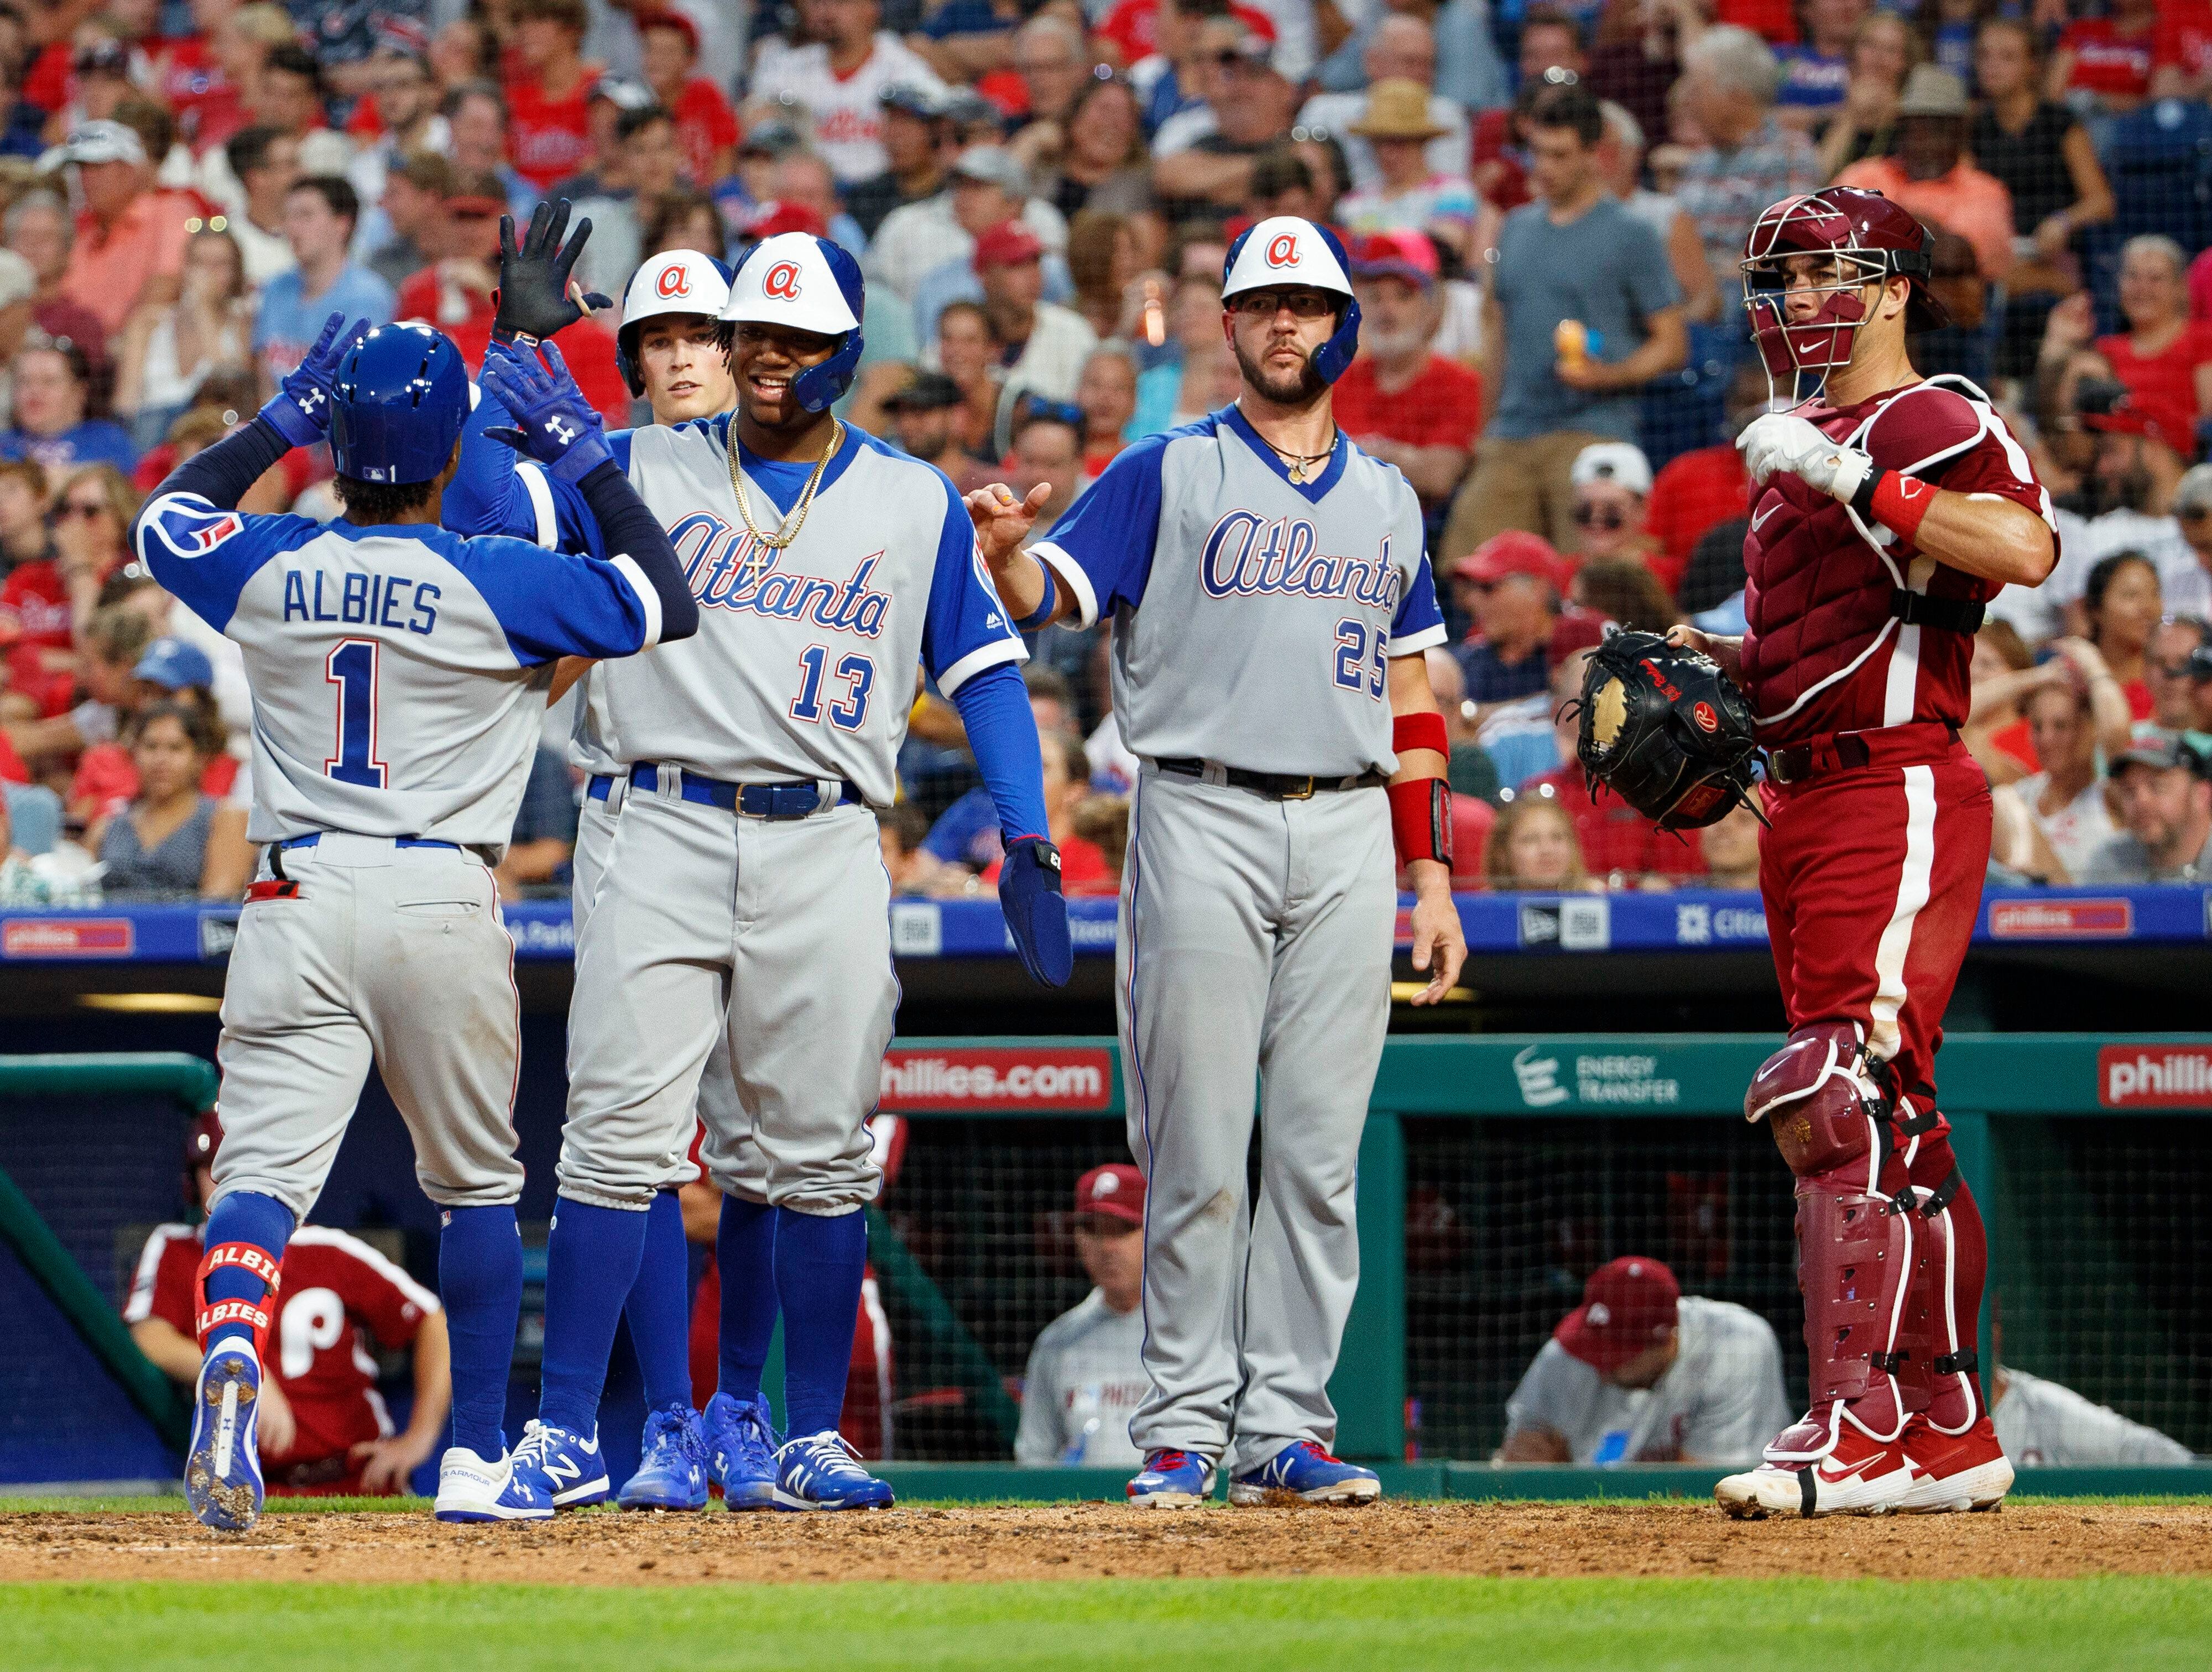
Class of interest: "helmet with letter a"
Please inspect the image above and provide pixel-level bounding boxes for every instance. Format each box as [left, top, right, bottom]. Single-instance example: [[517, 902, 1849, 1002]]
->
[[616, 249, 735, 398], [1219, 214, 1362, 386], [1740, 188, 1949, 404], [722, 230, 866, 414], [328, 321, 471, 485]]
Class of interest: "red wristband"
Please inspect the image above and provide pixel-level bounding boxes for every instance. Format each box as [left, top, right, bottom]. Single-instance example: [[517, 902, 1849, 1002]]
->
[[1392, 710, 1449, 760], [1389, 777, 1453, 869], [1867, 470, 1936, 542]]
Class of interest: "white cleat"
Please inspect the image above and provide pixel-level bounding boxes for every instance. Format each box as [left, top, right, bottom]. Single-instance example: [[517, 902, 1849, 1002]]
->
[[1717, 1436, 1923, 1519], [433, 1446, 553, 1522]]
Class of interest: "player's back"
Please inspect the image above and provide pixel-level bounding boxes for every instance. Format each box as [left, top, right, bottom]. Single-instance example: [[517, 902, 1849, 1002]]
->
[[140, 497, 646, 850]]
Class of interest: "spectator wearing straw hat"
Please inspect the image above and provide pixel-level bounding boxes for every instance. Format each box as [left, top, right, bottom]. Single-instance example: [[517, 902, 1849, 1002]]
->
[[1332, 231, 1481, 520], [1497, 1257, 1791, 1467], [47, 121, 189, 337], [1335, 80, 1478, 262], [1835, 66, 2016, 290], [1015, 1164, 1150, 1469]]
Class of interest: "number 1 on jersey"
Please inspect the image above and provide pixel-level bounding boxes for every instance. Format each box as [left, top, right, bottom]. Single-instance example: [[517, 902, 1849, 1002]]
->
[[325, 639, 387, 787], [789, 645, 875, 731]]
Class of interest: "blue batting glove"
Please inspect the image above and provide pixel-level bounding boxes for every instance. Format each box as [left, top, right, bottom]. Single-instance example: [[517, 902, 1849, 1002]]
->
[[998, 837, 1072, 987], [260, 312, 368, 447], [480, 339, 614, 484]]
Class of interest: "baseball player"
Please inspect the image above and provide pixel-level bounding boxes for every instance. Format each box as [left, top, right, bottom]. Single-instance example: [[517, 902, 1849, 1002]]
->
[[1015, 1164, 1150, 1469], [446, 244, 741, 1513], [1671, 189, 2056, 1517], [967, 215, 1468, 1507], [1495, 1256, 1791, 1469], [447, 223, 1070, 1514], [127, 1111, 452, 1497], [133, 306, 700, 1534]]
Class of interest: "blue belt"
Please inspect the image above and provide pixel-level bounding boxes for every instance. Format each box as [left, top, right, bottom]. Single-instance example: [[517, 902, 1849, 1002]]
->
[[628, 762, 865, 821], [586, 774, 618, 803], [277, 833, 460, 852]]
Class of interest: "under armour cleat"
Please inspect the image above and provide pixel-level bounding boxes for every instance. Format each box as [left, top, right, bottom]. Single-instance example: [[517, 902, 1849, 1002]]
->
[[617, 1404, 709, 1511], [506, 1418, 611, 1509], [1229, 1440, 1382, 1506], [1898, 1415, 2013, 1514], [1126, 1448, 1217, 1508], [185, 1341, 267, 1533], [702, 1391, 780, 1510], [772, 1430, 895, 1511], [434, 1445, 552, 1522]]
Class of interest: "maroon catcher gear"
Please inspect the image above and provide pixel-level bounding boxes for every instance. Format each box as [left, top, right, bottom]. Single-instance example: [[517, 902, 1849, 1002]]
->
[[1741, 189, 1950, 407], [1893, 1133, 1988, 1436]]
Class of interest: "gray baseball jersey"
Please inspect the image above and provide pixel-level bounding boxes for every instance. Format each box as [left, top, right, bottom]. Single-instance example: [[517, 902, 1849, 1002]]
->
[[1015, 1290, 1149, 1468], [1991, 1368, 2194, 1466], [1500, 1296, 1793, 1467], [1031, 406, 1446, 1474]]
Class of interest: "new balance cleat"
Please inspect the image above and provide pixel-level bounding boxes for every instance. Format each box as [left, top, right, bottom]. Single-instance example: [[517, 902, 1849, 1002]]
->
[[772, 1430, 895, 1511], [1897, 1415, 2013, 1514], [1229, 1441, 1381, 1507], [185, 1341, 267, 1533], [702, 1390, 779, 1510], [618, 1404, 709, 1511], [1717, 1422, 1923, 1518], [1126, 1448, 1217, 1508], [434, 1445, 552, 1522], [507, 1419, 611, 1509]]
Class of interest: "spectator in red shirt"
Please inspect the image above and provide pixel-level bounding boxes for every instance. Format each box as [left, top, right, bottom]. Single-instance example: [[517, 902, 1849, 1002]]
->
[[2152, 2, 2212, 101], [638, 9, 738, 188], [503, 0, 599, 192], [982, 728, 1116, 894], [153, 0, 249, 153], [1333, 231, 1482, 519], [51, 120, 189, 338], [1645, 372, 1757, 598], [2050, 0, 2158, 118], [2092, 237, 2212, 464]]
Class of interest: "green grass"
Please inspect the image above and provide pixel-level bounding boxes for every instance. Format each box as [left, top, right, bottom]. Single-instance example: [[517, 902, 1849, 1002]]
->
[[8, 1577, 2210, 1671]]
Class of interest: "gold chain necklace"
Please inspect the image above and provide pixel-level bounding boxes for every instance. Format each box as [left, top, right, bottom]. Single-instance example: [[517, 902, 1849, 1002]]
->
[[727, 417, 843, 577], [1265, 428, 1337, 485]]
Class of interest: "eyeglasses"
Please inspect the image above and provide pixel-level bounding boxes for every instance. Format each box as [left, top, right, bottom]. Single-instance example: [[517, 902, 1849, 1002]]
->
[[2149, 660, 2195, 680], [56, 500, 107, 519], [1229, 290, 1335, 320], [1573, 501, 1628, 530]]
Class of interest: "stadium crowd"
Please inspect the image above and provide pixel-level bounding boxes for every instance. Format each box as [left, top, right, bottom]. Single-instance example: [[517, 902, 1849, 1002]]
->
[[2, 0, 2211, 902]]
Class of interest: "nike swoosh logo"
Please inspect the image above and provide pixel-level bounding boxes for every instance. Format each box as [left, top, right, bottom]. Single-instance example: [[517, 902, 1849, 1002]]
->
[[1752, 505, 1782, 531]]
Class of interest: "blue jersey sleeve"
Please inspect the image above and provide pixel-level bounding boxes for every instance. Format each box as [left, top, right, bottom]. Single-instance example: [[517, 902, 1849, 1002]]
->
[[948, 659, 1051, 845], [442, 381, 606, 557], [921, 473, 1027, 697], [434, 528, 665, 663], [133, 492, 316, 634], [1389, 553, 1448, 654], [1028, 432, 1170, 628]]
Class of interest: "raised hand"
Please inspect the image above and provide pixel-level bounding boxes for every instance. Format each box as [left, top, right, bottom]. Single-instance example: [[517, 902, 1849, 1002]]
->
[[963, 480, 1053, 568], [492, 198, 616, 343], [262, 311, 369, 446], [480, 339, 614, 483]]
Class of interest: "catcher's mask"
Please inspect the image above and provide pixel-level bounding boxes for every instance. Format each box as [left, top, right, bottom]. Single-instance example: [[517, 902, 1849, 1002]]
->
[[1568, 629, 1766, 833], [1741, 189, 1948, 410]]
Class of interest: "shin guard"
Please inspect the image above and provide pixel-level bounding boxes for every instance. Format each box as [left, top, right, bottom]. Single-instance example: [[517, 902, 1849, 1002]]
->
[[1896, 1141, 1987, 1435]]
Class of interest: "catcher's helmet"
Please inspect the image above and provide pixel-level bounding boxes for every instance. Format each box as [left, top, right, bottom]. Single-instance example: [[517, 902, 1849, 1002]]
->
[[328, 322, 470, 485], [1741, 189, 1948, 403], [184, 1106, 222, 1204], [615, 248, 734, 398], [722, 231, 866, 414], [1220, 215, 1363, 386]]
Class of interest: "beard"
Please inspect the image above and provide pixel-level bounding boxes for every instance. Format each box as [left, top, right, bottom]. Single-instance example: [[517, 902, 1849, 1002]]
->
[[1230, 334, 1326, 406]]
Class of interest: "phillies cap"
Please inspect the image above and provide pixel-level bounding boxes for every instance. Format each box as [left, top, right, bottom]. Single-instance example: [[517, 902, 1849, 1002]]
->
[[721, 231, 861, 334], [1553, 1256, 1681, 1373], [1347, 229, 1438, 288], [1074, 1163, 1145, 1226], [1570, 441, 1653, 497], [1221, 215, 1354, 301], [133, 636, 216, 692], [622, 249, 732, 327], [1452, 529, 1565, 590], [743, 199, 830, 241], [973, 218, 1045, 270], [2112, 722, 2212, 777]]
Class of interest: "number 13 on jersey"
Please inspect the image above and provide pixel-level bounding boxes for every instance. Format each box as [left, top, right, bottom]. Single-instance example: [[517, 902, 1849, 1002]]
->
[[789, 645, 875, 730]]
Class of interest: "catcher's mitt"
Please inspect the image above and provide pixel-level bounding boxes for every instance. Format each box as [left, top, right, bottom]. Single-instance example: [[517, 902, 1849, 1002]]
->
[[1571, 628, 1762, 831]]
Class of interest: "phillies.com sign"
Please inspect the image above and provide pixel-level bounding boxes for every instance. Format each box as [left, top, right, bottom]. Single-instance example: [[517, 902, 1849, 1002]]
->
[[2099, 1046, 2212, 1109], [879, 1046, 1113, 1111]]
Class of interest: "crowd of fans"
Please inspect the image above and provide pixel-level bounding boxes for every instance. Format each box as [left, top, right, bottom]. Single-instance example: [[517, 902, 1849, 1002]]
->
[[3, 0, 2211, 901]]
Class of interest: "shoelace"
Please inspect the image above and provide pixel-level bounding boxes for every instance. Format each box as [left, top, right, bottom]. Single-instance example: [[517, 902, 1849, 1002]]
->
[[783, 1431, 869, 1476]]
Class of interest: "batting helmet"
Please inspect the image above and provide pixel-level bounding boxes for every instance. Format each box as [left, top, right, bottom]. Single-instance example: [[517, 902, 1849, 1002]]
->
[[615, 248, 735, 398], [184, 1107, 222, 1205], [1219, 215, 1362, 386], [328, 322, 471, 485], [722, 231, 866, 414], [1741, 189, 1948, 399]]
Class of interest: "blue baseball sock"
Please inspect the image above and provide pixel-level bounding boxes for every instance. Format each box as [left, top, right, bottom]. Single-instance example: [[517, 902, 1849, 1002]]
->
[[715, 1194, 778, 1402], [538, 1195, 649, 1437], [439, 1204, 524, 1463], [773, 1205, 865, 1440], [200, 1190, 294, 1354], [623, 1190, 693, 1414]]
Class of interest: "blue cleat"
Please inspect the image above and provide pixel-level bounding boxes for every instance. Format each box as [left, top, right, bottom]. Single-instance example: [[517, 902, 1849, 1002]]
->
[[701, 1391, 779, 1511], [507, 1419, 611, 1509], [1228, 1441, 1381, 1506], [185, 1341, 267, 1532], [617, 1404, 709, 1511], [433, 1445, 552, 1522], [771, 1431, 895, 1512], [1126, 1448, 1217, 1508]]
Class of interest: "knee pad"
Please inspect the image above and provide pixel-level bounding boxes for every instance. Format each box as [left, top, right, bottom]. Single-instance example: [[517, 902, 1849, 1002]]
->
[[1747, 1021, 1894, 1182]]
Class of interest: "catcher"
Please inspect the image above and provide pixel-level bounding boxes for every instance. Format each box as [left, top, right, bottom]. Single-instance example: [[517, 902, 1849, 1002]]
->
[[1582, 188, 2056, 1518]]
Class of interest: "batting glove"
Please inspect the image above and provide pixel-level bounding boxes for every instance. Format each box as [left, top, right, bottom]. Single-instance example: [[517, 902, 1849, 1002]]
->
[[998, 837, 1073, 988], [492, 198, 614, 344], [481, 340, 614, 484], [260, 311, 369, 448], [1738, 412, 1874, 505]]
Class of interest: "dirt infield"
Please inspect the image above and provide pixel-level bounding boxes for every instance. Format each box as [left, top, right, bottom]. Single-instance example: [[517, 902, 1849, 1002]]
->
[[4, 1502, 2209, 1587]]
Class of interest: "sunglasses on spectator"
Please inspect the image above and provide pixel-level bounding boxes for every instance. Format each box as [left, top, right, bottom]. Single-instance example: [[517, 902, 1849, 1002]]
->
[[56, 499, 108, 519], [2150, 659, 2196, 679], [2179, 506, 2212, 522], [1229, 290, 1335, 319], [1573, 501, 1627, 530]]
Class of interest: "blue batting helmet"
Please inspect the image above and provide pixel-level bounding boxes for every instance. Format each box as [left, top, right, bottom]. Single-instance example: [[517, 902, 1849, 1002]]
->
[[723, 232, 866, 413], [1220, 216, 1362, 386], [328, 322, 470, 485]]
